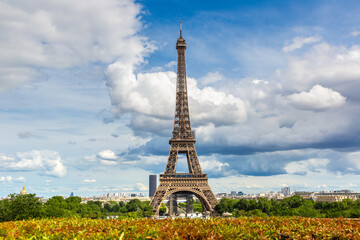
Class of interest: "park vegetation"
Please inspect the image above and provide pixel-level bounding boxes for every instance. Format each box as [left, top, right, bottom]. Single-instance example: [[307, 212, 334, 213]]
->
[[215, 195, 360, 218], [1, 217, 360, 239], [0, 194, 154, 222], [1, 193, 360, 222]]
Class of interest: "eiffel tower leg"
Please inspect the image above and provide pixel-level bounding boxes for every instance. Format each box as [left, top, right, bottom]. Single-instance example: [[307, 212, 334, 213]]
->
[[186, 194, 193, 214], [151, 181, 218, 216], [169, 193, 177, 216], [150, 182, 170, 215]]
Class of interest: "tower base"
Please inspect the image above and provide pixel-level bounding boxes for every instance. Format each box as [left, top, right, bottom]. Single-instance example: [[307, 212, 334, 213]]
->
[[150, 173, 218, 215]]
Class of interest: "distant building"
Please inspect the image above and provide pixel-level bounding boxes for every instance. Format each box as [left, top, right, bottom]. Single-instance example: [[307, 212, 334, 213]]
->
[[130, 193, 136, 197], [20, 186, 27, 195], [237, 191, 244, 196], [70, 192, 74, 197], [281, 187, 291, 196], [216, 193, 227, 198], [230, 191, 237, 196], [334, 189, 352, 194], [149, 175, 157, 197], [294, 191, 314, 200], [315, 192, 359, 202]]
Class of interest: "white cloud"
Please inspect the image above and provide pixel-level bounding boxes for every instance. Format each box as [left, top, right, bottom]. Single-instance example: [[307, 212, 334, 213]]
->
[[100, 160, 118, 166], [251, 79, 269, 85], [351, 31, 360, 37], [135, 183, 148, 191], [98, 150, 117, 160], [200, 158, 229, 172], [15, 176, 26, 182], [279, 43, 360, 91], [282, 36, 321, 52], [347, 152, 360, 170], [105, 64, 247, 132], [165, 61, 177, 68], [82, 179, 96, 183], [84, 155, 97, 162], [7, 150, 67, 177], [0, 176, 12, 182], [0, 0, 151, 91], [0, 154, 15, 162], [287, 84, 346, 110], [285, 158, 329, 175], [199, 71, 224, 85]]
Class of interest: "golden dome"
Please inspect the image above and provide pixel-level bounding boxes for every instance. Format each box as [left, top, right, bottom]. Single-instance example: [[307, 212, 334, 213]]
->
[[20, 186, 27, 195]]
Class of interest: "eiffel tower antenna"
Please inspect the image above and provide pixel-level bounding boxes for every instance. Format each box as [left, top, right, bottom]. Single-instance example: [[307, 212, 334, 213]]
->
[[180, 21, 182, 38], [150, 23, 218, 216]]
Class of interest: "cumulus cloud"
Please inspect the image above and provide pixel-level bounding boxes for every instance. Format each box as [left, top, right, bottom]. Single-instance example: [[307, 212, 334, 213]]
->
[[351, 31, 360, 37], [0, 176, 12, 182], [199, 71, 224, 85], [15, 176, 26, 182], [0, 0, 151, 91], [0, 154, 15, 162], [279, 43, 360, 94], [98, 150, 117, 160], [347, 151, 360, 171], [82, 179, 96, 183], [84, 155, 97, 162], [135, 182, 148, 191], [285, 158, 329, 175], [0, 176, 26, 183], [105, 64, 247, 135], [0, 150, 67, 177], [282, 36, 321, 52], [287, 84, 346, 110], [200, 158, 231, 176], [165, 61, 177, 68], [100, 160, 118, 166]]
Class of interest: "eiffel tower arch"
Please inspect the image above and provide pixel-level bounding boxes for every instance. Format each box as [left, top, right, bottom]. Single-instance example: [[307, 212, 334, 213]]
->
[[150, 23, 218, 215]]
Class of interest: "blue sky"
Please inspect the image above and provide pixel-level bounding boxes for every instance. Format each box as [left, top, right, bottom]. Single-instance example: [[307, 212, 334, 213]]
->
[[1, 0, 360, 197]]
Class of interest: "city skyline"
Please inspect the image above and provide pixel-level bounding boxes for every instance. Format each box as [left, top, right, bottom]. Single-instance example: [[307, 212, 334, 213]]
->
[[1, 0, 360, 198]]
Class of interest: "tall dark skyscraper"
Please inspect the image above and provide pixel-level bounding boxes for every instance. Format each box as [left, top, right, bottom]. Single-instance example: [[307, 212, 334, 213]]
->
[[149, 175, 157, 197]]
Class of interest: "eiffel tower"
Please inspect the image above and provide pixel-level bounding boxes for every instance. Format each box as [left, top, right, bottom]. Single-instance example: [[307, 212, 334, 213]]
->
[[150, 23, 218, 215]]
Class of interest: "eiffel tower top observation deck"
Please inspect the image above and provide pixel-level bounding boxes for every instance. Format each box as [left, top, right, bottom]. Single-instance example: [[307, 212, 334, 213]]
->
[[172, 21, 193, 140]]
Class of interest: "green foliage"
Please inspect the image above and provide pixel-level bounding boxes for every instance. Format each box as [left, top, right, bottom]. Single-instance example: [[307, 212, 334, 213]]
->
[[193, 199, 203, 212], [126, 199, 142, 212], [215, 198, 237, 215], [215, 195, 360, 218], [0, 199, 11, 222], [0, 194, 155, 222], [44, 196, 73, 218], [159, 203, 167, 215], [1, 217, 360, 239], [0, 194, 43, 221]]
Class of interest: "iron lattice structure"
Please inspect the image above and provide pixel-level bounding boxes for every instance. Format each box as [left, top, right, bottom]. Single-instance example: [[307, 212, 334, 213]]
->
[[150, 24, 218, 215]]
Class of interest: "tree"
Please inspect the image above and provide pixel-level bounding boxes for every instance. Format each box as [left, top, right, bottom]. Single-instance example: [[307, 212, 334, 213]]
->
[[0, 199, 11, 222], [193, 199, 203, 212], [65, 196, 81, 214], [44, 196, 72, 218], [159, 203, 167, 216], [257, 197, 271, 214], [235, 199, 250, 211], [126, 199, 142, 212], [7, 194, 43, 221]]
